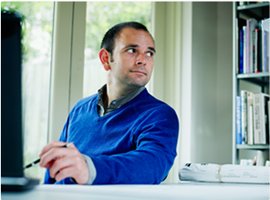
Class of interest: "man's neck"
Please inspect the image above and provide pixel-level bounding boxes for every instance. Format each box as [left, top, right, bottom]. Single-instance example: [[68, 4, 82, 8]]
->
[[106, 83, 141, 106]]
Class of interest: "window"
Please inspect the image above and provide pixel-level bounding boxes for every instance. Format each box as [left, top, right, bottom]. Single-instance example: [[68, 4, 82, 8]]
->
[[1, 2, 54, 181], [83, 2, 152, 97]]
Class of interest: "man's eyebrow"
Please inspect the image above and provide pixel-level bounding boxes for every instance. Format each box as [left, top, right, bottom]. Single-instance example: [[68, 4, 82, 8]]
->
[[124, 44, 138, 49], [124, 44, 156, 53], [148, 47, 156, 53]]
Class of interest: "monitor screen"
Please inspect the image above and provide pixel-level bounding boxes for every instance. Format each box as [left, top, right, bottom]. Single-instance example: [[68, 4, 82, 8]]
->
[[1, 10, 39, 191], [1, 10, 24, 178]]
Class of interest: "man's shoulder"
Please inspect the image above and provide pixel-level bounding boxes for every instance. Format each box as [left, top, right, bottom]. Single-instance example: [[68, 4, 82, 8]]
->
[[137, 90, 177, 116], [132, 90, 179, 131], [72, 94, 98, 111], [140, 90, 172, 107]]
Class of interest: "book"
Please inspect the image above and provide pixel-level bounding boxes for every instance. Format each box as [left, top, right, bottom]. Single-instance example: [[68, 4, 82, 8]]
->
[[179, 163, 270, 184], [240, 90, 248, 144], [248, 18, 258, 73], [253, 93, 270, 144], [243, 26, 247, 73], [246, 20, 250, 73], [261, 18, 270, 72], [254, 94, 261, 144], [236, 96, 242, 144], [253, 28, 259, 73], [262, 18, 269, 72], [258, 27, 262, 72], [239, 18, 269, 74], [247, 91, 254, 144], [269, 100, 270, 143], [239, 28, 244, 74]]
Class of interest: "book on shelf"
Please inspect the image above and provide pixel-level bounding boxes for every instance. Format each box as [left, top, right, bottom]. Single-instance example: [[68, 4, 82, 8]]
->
[[248, 19, 257, 73], [261, 18, 269, 73], [247, 91, 254, 144], [253, 27, 259, 73], [269, 100, 270, 139], [238, 18, 269, 74], [179, 163, 270, 184], [240, 90, 248, 144], [254, 93, 270, 144], [237, 91, 269, 145], [236, 96, 242, 144], [239, 28, 244, 74]]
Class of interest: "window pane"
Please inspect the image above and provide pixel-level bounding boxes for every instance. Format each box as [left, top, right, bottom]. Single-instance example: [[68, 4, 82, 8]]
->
[[1, 2, 54, 182], [83, 2, 152, 97]]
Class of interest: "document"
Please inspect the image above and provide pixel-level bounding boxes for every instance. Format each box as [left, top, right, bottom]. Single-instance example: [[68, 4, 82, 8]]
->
[[179, 163, 270, 184]]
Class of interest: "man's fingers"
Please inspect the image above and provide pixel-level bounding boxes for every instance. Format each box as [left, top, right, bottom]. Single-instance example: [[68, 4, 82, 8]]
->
[[54, 167, 75, 182], [54, 163, 89, 184], [40, 146, 72, 168], [39, 141, 67, 157], [67, 142, 76, 149], [49, 157, 73, 178], [39, 142, 89, 184]]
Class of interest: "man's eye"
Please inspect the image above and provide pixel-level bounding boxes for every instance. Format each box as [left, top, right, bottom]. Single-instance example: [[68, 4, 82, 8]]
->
[[146, 51, 154, 57], [127, 48, 136, 53]]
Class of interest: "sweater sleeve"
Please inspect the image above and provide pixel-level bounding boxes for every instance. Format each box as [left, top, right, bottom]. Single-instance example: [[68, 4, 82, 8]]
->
[[92, 105, 179, 184], [43, 97, 97, 184], [43, 114, 70, 184]]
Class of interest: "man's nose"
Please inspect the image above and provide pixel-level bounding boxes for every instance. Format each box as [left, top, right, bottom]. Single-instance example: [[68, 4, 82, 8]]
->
[[135, 53, 147, 66]]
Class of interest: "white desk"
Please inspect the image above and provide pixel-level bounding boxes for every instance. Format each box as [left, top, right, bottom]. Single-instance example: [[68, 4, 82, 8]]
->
[[2, 182, 270, 200]]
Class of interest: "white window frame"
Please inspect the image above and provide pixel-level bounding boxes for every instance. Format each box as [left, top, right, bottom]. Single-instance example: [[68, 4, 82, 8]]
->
[[48, 2, 86, 141], [152, 2, 182, 183]]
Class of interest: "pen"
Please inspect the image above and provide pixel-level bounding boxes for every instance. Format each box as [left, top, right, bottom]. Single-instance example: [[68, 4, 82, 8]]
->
[[24, 143, 70, 169]]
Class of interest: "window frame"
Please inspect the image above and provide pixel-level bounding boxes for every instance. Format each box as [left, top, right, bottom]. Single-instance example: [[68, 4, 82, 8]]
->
[[48, 2, 86, 141]]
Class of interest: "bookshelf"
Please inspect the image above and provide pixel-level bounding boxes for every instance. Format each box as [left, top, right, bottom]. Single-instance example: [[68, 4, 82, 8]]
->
[[232, 2, 270, 165]]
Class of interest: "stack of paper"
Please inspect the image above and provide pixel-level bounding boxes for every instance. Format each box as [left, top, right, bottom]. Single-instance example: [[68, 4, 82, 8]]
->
[[179, 163, 270, 184]]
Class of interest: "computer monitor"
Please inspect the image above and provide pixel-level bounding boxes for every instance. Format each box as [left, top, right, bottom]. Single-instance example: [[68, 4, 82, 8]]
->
[[1, 10, 39, 191]]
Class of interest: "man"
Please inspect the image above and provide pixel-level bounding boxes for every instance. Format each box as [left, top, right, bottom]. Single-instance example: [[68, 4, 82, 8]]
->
[[39, 21, 179, 185]]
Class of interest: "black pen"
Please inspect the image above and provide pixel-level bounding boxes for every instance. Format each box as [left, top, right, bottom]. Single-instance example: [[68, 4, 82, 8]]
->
[[24, 143, 70, 169]]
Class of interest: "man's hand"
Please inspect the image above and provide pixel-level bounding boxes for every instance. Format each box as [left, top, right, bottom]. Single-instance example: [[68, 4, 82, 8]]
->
[[39, 141, 89, 184]]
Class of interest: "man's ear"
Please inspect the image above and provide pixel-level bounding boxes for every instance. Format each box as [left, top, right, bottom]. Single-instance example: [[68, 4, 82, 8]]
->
[[99, 48, 111, 71]]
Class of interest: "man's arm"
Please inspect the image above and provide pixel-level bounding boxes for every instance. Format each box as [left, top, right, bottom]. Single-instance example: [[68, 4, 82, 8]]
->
[[40, 141, 90, 184]]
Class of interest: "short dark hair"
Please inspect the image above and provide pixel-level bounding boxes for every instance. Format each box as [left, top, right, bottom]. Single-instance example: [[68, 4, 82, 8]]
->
[[100, 21, 153, 55]]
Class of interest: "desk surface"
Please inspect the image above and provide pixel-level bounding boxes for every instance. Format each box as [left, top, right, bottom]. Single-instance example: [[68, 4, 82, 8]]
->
[[2, 182, 270, 200]]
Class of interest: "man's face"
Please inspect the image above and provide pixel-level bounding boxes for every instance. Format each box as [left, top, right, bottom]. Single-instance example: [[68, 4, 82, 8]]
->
[[108, 28, 156, 88]]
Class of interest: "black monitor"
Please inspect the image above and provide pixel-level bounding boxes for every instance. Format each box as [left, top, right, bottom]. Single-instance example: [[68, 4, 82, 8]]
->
[[1, 10, 39, 191]]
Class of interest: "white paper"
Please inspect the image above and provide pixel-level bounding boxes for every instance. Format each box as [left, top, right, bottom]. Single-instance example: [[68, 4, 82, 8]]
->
[[179, 163, 270, 184]]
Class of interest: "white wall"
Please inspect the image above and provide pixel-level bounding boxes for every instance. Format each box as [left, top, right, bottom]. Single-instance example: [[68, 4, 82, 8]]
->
[[216, 3, 233, 163], [153, 2, 233, 183], [181, 2, 232, 164]]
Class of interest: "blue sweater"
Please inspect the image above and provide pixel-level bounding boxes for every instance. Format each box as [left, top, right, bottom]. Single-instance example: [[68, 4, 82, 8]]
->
[[44, 89, 179, 184]]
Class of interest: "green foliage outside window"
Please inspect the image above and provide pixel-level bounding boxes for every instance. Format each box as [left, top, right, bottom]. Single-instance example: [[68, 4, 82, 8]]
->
[[1, 2, 54, 63], [85, 2, 152, 59]]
